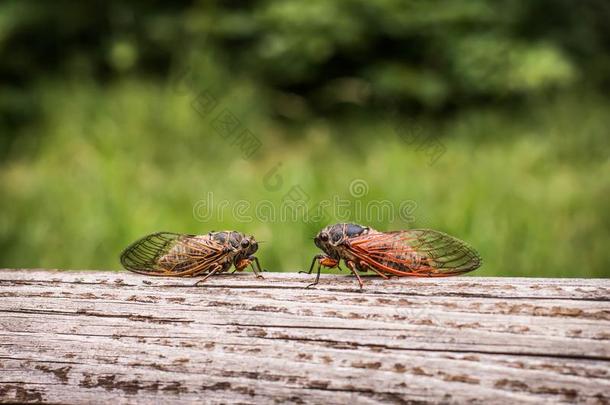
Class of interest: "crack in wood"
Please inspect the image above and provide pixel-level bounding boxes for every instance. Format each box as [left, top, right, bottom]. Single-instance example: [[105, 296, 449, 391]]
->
[[0, 308, 192, 324], [255, 335, 610, 363]]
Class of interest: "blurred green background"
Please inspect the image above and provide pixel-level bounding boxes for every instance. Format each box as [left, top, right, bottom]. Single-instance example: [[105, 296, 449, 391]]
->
[[1, 1, 609, 277]]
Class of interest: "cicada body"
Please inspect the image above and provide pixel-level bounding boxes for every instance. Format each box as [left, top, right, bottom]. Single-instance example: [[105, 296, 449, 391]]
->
[[120, 231, 264, 285], [306, 223, 481, 288]]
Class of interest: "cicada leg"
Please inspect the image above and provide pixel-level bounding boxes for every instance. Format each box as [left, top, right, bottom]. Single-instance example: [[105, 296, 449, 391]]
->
[[345, 260, 364, 289], [300, 254, 324, 275], [249, 256, 265, 279], [305, 255, 339, 288], [194, 263, 223, 286], [355, 260, 389, 279], [255, 257, 269, 273], [234, 256, 265, 279]]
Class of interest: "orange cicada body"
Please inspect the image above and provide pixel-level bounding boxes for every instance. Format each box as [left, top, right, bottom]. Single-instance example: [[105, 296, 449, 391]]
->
[[305, 223, 481, 288], [120, 231, 264, 285]]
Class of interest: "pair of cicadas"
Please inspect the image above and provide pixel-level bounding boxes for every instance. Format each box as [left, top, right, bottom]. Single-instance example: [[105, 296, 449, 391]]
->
[[120, 223, 481, 288]]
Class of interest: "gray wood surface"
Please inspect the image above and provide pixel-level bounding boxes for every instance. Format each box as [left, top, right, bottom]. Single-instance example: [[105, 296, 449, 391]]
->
[[1, 269, 609, 404]]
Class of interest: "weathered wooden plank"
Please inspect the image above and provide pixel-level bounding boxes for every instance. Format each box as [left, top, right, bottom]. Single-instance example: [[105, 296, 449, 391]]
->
[[1, 269, 609, 404]]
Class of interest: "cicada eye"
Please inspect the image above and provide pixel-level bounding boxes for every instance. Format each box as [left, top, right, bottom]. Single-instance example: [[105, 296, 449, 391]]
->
[[319, 232, 329, 242], [240, 239, 250, 248]]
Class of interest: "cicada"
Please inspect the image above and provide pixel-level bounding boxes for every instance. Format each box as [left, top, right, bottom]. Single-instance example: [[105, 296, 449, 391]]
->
[[305, 223, 481, 288], [120, 231, 264, 285]]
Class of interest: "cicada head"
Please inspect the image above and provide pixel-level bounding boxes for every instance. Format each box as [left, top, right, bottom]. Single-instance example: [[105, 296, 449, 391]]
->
[[314, 223, 372, 257], [211, 231, 259, 256], [238, 234, 259, 256]]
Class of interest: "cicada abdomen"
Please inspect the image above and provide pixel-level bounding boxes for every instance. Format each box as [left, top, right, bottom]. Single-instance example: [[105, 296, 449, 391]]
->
[[120, 231, 264, 285], [306, 223, 481, 288]]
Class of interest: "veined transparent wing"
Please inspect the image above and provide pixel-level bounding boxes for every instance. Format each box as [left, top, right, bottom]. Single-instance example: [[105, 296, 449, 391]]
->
[[346, 229, 481, 276], [120, 232, 226, 277]]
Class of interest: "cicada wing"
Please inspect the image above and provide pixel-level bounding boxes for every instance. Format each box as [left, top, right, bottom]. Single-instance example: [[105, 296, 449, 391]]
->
[[346, 229, 481, 277], [120, 232, 226, 277]]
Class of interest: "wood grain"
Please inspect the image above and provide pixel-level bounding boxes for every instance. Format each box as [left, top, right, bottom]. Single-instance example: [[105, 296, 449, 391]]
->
[[1, 269, 609, 404]]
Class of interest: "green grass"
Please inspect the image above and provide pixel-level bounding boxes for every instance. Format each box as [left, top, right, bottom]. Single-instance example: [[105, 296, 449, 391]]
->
[[1, 80, 608, 277]]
